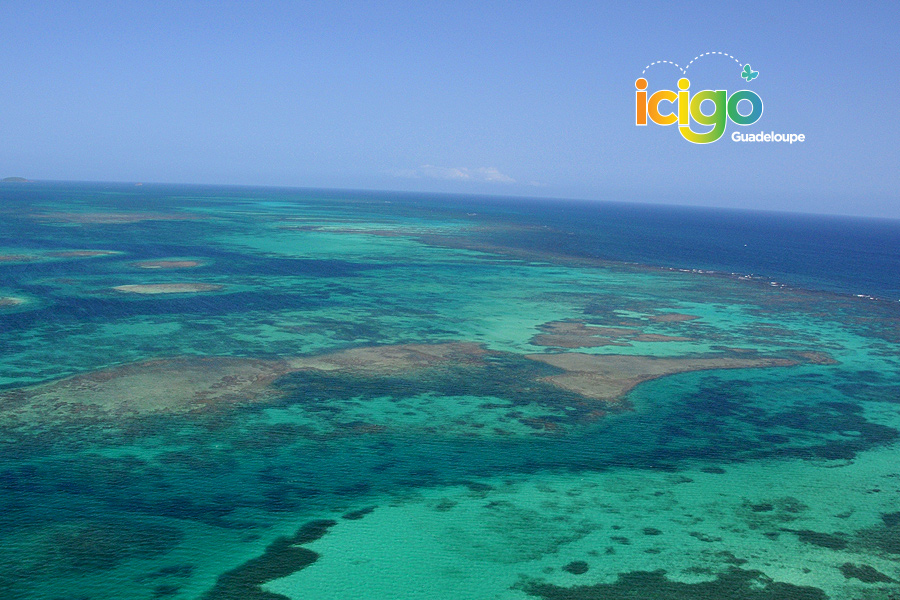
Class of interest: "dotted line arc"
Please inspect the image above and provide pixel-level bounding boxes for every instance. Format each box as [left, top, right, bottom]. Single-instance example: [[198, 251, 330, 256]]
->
[[641, 60, 683, 75], [685, 51, 742, 71], [641, 51, 744, 75]]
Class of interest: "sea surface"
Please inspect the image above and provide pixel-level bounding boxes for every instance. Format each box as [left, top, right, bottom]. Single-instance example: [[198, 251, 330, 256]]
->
[[1, 181, 899, 599]]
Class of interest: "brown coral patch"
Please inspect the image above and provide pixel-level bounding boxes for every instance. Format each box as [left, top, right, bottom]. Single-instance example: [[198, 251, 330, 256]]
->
[[791, 351, 839, 365], [526, 353, 797, 402], [0, 357, 288, 421], [648, 313, 700, 322], [531, 320, 690, 348], [285, 342, 488, 376], [632, 334, 691, 342], [531, 321, 634, 348], [0, 343, 490, 423]]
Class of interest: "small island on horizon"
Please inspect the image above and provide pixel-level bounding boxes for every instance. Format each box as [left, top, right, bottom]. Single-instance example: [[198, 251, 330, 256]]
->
[[1, 177, 29, 182]]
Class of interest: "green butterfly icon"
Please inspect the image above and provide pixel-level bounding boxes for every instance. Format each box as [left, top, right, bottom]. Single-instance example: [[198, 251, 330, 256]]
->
[[742, 64, 759, 81]]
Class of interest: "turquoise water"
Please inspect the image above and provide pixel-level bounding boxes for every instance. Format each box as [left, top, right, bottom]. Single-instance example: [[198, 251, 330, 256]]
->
[[1, 181, 899, 599]]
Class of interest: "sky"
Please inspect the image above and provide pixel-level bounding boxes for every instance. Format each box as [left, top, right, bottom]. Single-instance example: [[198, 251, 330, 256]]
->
[[1, 1, 898, 217]]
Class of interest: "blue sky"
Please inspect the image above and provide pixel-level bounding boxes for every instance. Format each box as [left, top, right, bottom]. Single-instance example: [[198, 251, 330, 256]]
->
[[1, 1, 898, 217]]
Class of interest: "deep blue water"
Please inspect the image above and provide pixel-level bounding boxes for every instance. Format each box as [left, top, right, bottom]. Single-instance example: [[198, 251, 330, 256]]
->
[[4, 181, 899, 301], [415, 194, 900, 301]]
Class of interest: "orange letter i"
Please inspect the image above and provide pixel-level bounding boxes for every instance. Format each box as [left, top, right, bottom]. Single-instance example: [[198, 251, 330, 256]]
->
[[635, 78, 648, 126]]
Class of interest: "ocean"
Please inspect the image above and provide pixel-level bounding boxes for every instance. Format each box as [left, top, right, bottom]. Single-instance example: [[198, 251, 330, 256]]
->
[[1, 181, 899, 600]]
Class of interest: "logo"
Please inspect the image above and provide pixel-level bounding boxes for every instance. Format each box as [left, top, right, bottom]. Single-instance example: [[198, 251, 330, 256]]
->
[[635, 52, 766, 144]]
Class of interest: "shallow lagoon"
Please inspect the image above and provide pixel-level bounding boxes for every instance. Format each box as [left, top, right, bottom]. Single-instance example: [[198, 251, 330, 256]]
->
[[1, 182, 899, 599]]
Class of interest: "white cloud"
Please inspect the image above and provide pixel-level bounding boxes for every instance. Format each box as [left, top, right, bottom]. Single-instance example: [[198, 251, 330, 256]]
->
[[392, 165, 515, 184]]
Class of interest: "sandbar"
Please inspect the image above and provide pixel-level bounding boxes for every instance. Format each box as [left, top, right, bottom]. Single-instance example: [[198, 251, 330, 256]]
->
[[0, 254, 40, 262], [132, 260, 203, 269], [113, 283, 223, 294], [0, 296, 25, 307], [46, 250, 119, 258]]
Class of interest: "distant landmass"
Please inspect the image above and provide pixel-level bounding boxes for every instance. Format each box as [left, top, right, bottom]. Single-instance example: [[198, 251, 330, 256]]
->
[[1, 177, 28, 182]]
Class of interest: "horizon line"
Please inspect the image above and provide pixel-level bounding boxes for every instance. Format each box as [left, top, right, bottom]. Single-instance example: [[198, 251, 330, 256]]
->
[[3, 177, 898, 223]]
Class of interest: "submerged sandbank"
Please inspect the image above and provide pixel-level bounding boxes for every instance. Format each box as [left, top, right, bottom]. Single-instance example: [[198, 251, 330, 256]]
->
[[113, 283, 223, 294], [0, 254, 40, 262], [1, 250, 118, 262], [0, 296, 25, 307], [527, 353, 798, 401], [132, 260, 204, 269], [46, 250, 119, 258]]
